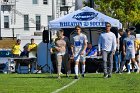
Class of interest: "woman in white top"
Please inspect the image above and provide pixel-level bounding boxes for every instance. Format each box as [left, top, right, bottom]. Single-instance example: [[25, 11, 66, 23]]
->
[[54, 31, 66, 78]]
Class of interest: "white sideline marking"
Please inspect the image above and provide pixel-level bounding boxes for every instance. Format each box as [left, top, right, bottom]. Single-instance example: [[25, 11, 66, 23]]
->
[[51, 79, 79, 93]]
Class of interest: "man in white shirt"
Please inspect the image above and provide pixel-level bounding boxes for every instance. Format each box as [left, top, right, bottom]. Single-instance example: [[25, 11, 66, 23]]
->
[[98, 22, 117, 78], [71, 25, 88, 79]]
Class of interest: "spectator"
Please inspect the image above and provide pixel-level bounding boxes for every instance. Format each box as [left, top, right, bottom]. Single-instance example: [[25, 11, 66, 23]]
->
[[11, 39, 21, 72], [28, 38, 37, 54], [134, 38, 140, 72], [54, 31, 66, 79], [111, 27, 119, 73], [20, 46, 29, 57], [11, 39, 21, 57], [118, 29, 127, 73], [85, 43, 98, 73], [27, 38, 38, 71], [20, 46, 30, 72], [98, 22, 116, 78], [86, 43, 97, 56], [58, 29, 71, 77]]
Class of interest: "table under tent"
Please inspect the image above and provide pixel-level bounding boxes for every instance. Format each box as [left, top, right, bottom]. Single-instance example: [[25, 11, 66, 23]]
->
[[49, 6, 122, 73]]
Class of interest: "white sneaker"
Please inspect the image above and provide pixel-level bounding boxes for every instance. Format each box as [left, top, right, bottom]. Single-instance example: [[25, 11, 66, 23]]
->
[[136, 69, 139, 73], [58, 76, 61, 79], [60, 72, 63, 75], [132, 69, 134, 72], [127, 71, 131, 74]]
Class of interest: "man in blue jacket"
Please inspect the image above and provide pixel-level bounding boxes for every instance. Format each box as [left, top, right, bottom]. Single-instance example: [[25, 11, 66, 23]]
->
[[85, 43, 98, 73], [86, 43, 97, 56]]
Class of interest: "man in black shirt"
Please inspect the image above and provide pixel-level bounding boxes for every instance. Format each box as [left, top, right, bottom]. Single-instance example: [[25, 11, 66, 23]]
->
[[111, 27, 119, 72], [118, 29, 127, 73]]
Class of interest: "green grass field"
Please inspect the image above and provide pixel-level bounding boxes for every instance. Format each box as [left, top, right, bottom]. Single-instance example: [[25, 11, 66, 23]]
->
[[0, 73, 140, 93]]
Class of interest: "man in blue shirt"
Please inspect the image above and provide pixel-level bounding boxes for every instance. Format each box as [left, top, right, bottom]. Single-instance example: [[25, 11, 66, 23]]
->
[[85, 43, 97, 73], [86, 43, 97, 56]]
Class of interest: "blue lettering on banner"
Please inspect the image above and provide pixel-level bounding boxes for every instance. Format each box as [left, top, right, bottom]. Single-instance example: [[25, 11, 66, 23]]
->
[[60, 22, 106, 27], [60, 22, 82, 27], [73, 12, 98, 21], [83, 22, 89, 26], [90, 22, 105, 27]]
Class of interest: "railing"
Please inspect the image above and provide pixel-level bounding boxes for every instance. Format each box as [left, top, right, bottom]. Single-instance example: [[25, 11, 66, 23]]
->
[[56, 0, 75, 18], [0, 0, 15, 5]]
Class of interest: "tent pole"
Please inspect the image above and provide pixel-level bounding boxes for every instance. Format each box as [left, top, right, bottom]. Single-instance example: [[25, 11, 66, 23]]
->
[[89, 28, 92, 44]]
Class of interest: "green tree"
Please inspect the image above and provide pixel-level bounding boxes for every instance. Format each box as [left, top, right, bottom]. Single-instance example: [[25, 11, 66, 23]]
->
[[86, 0, 140, 28]]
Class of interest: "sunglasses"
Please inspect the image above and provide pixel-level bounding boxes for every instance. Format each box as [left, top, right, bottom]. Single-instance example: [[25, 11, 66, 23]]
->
[[76, 29, 80, 30], [106, 25, 111, 27]]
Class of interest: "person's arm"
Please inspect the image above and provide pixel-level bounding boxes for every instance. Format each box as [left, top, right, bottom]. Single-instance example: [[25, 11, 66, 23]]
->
[[86, 48, 90, 55], [123, 39, 126, 55], [98, 35, 102, 55], [11, 45, 14, 54], [134, 39, 137, 52], [80, 35, 87, 55], [70, 37, 74, 58], [112, 34, 117, 54], [66, 37, 70, 47], [62, 40, 66, 50], [27, 45, 31, 52], [119, 38, 121, 53], [54, 38, 60, 52], [88, 48, 97, 56]]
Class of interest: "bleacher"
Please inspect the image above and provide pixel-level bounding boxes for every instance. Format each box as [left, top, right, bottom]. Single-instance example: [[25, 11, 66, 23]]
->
[[0, 38, 16, 49]]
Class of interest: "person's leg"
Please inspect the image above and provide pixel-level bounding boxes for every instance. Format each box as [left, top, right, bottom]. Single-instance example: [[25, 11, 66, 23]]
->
[[120, 52, 126, 73], [108, 51, 114, 77], [56, 55, 63, 78], [126, 60, 131, 73], [102, 50, 108, 77], [74, 61, 79, 79], [67, 59, 72, 75], [136, 54, 140, 72], [13, 54, 20, 73], [131, 58, 139, 73], [115, 51, 119, 72], [74, 55, 80, 79], [80, 55, 86, 77], [62, 53, 69, 76], [131, 51, 139, 73], [125, 51, 131, 73], [51, 54, 57, 73], [81, 62, 85, 77]]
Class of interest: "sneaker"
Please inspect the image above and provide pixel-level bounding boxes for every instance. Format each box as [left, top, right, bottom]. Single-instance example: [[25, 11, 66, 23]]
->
[[57, 76, 61, 79], [115, 70, 119, 73], [132, 69, 135, 72], [127, 71, 131, 74], [136, 69, 139, 73], [108, 74, 112, 78], [66, 74, 69, 78], [96, 71, 99, 74], [119, 72, 122, 74], [74, 75, 78, 79], [81, 74, 85, 78], [60, 72, 63, 75], [103, 74, 108, 78]]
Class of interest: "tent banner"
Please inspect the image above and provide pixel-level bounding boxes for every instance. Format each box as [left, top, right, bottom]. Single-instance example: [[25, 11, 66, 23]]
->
[[49, 6, 121, 29], [59, 21, 106, 27]]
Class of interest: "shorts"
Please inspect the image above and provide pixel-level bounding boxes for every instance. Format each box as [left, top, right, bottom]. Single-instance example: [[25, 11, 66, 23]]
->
[[74, 54, 86, 62], [135, 51, 139, 56], [126, 50, 135, 60]]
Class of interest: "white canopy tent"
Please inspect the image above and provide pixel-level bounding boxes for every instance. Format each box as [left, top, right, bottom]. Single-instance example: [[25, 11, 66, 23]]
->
[[49, 6, 122, 29]]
